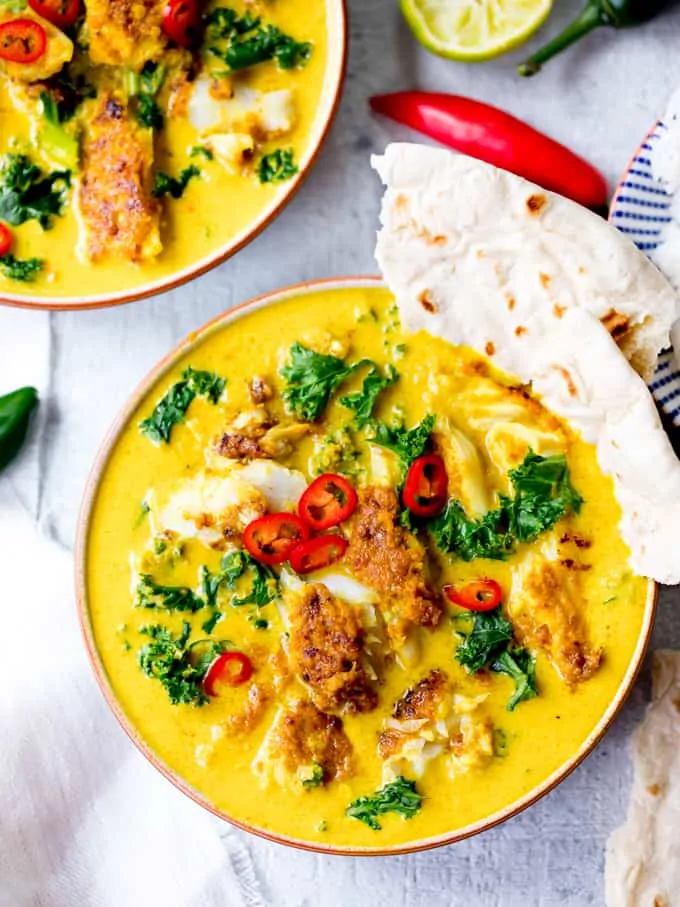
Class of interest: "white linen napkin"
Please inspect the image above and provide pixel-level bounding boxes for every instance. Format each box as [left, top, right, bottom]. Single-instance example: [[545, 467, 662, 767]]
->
[[0, 483, 268, 907], [0, 307, 267, 907]]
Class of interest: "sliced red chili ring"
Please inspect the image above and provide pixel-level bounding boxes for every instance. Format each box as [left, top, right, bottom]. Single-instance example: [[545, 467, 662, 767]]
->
[[444, 579, 503, 612], [203, 651, 253, 694], [243, 512, 310, 565], [0, 18, 47, 64], [28, 0, 81, 30], [298, 473, 358, 531], [0, 223, 12, 257], [162, 0, 202, 48], [402, 454, 448, 518], [289, 534, 349, 575]]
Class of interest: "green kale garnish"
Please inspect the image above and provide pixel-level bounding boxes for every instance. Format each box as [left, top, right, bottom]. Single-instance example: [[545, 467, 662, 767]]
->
[[431, 500, 515, 562], [190, 145, 214, 160], [340, 363, 398, 428], [201, 610, 223, 634], [219, 550, 279, 607], [369, 413, 436, 471], [301, 761, 324, 790], [280, 343, 362, 422], [504, 451, 583, 543], [257, 149, 298, 184], [152, 164, 201, 199], [139, 366, 226, 444], [40, 71, 96, 123], [134, 574, 204, 612], [138, 622, 225, 706], [132, 62, 165, 130], [0, 154, 71, 229], [455, 607, 538, 711], [208, 8, 312, 71], [455, 607, 513, 672], [346, 777, 423, 830], [431, 451, 582, 561], [0, 254, 44, 282], [491, 648, 538, 711]]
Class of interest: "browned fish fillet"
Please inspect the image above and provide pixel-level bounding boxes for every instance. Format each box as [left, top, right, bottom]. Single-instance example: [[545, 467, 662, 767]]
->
[[78, 93, 161, 263], [509, 548, 602, 686]]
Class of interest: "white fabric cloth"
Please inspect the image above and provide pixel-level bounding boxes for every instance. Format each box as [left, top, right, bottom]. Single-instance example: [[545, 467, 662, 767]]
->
[[0, 308, 265, 907]]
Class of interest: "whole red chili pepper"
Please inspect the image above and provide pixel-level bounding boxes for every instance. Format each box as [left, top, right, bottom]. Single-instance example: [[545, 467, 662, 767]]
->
[[370, 92, 608, 211]]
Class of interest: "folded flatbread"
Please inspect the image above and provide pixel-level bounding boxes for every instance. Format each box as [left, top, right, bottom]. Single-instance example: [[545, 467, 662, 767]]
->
[[605, 650, 680, 907], [373, 143, 680, 584]]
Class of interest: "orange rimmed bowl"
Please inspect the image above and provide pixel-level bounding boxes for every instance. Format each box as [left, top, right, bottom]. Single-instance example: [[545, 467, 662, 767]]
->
[[75, 276, 658, 855], [0, 2, 347, 312]]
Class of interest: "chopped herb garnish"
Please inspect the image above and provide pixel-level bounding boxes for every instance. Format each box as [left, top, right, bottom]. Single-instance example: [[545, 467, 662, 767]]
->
[[370, 413, 435, 472], [455, 606, 538, 711], [257, 148, 298, 184], [346, 777, 423, 830], [493, 728, 508, 757], [0, 154, 71, 229], [253, 617, 269, 630], [340, 363, 398, 428], [208, 8, 312, 72], [201, 610, 223, 634], [152, 164, 201, 199], [431, 451, 582, 561], [134, 574, 204, 612], [491, 648, 538, 711], [131, 61, 165, 130], [138, 622, 225, 706], [301, 761, 324, 789], [219, 550, 279, 607], [139, 366, 226, 444], [134, 500, 151, 528], [310, 426, 363, 479], [190, 145, 214, 160], [0, 254, 44, 282], [280, 343, 364, 422], [455, 607, 513, 673]]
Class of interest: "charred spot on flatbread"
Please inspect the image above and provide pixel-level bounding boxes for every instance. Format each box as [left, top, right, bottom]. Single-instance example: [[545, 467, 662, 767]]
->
[[526, 193, 547, 215]]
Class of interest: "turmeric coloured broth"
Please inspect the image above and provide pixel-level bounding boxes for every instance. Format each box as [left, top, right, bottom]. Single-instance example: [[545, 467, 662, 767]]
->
[[86, 287, 648, 849], [0, 0, 333, 300]]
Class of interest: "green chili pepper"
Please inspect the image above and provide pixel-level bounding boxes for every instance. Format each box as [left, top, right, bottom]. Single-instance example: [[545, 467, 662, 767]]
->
[[519, 0, 676, 76], [0, 386, 38, 474]]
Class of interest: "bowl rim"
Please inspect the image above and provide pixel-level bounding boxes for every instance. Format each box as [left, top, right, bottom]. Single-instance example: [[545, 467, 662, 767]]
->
[[74, 275, 659, 856], [0, 0, 348, 313]]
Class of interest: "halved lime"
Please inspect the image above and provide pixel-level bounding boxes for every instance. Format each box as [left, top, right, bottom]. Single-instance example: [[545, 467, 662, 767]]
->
[[401, 0, 553, 62]]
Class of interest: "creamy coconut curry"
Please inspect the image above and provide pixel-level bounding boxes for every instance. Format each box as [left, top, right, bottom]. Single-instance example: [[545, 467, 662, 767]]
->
[[85, 286, 649, 849], [0, 0, 331, 299]]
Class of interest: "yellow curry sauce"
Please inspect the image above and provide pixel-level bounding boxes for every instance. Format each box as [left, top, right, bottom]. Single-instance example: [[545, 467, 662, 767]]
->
[[0, 0, 332, 299], [86, 287, 648, 849]]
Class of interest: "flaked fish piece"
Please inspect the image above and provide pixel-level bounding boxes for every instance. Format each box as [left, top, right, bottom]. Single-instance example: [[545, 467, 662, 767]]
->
[[86, 0, 166, 69], [379, 670, 494, 782], [77, 93, 161, 263], [252, 699, 353, 792]]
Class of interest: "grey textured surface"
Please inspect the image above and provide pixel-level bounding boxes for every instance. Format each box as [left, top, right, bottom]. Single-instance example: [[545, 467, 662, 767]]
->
[[12, 0, 680, 903]]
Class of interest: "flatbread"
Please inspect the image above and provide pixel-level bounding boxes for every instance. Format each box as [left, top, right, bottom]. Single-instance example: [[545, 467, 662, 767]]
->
[[373, 143, 680, 584], [605, 650, 680, 907]]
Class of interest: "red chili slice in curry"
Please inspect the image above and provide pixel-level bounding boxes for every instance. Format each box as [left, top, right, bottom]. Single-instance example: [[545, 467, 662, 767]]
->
[[203, 651, 253, 694], [0, 224, 12, 257], [289, 534, 348, 575], [402, 454, 448, 518], [162, 0, 202, 48], [0, 18, 47, 64], [298, 473, 358, 531], [28, 0, 81, 30], [444, 579, 503, 612], [243, 512, 310, 565]]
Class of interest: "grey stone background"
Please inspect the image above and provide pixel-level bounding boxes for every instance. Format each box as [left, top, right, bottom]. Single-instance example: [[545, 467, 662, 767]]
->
[[9, 0, 680, 903]]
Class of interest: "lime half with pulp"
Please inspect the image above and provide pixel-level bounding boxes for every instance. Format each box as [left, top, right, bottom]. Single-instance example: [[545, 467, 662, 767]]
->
[[401, 0, 553, 62]]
